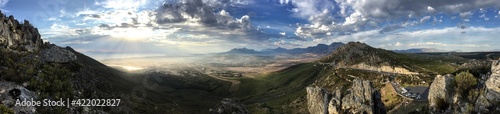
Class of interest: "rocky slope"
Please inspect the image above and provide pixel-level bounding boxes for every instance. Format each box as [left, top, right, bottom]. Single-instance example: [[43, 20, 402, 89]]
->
[[320, 42, 417, 74], [0, 10, 174, 113], [306, 78, 386, 114]]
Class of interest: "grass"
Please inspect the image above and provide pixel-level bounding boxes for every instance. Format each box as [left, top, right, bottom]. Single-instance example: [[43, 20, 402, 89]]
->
[[383, 51, 462, 75], [381, 83, 404, 111], [233, 63, 326, 112]]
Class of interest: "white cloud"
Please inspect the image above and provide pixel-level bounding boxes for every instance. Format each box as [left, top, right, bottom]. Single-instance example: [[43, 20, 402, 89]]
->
[[284, 0, 500, 40], [279, 32, 286, 36], [95, 0, 149, 10], [459, 11, 473, 18], [0, 0, 8, 7], [427, 6, 435, 12], [420, 16, 431, 23]]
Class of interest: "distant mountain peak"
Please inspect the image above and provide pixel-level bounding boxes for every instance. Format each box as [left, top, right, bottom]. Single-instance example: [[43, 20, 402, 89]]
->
[[223, 47, 261, 54], [320, 41, 398, 66]]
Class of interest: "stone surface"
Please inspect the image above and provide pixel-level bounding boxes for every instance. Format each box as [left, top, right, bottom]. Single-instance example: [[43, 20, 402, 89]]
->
[[0, 80, 37, 113], [306, 79, 386, 114], [475, 60, 500, 112], [306, 87, 330, 114], [41, 46, 77, 63], [428, 74, 455, 112]]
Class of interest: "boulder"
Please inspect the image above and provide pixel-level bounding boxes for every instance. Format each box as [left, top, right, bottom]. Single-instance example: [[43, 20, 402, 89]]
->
[[428, 74, 455, 112], [41, 46, 77, 63], [0, 80, 37, 113]]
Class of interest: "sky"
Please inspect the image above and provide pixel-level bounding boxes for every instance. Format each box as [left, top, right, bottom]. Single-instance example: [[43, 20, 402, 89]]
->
[[1, 0, 500, 59]]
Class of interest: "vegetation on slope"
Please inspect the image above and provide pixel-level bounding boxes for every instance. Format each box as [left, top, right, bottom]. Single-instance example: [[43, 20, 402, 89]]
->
[[233, 63, 326, 113], [320, 42, 465, 75]]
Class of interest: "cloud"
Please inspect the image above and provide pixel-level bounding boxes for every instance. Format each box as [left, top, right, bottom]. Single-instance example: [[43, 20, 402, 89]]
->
[[284, 0, 500, 39], [279, 32, 286, 36], [459, 11, 473, 18], [420, 16, 431, 23], [379, 24, 403, 34], [0, 0, 7, 7], [155, 0, 254, 31]]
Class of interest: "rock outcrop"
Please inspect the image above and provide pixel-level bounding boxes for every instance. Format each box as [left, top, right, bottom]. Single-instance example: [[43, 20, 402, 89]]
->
[[320, 42, 417, 75], [41, 46, 77, 63], [306, 78, 386, 114], [0, 81, 37, 113], [306, 87, 330, 114], [475, 60, 500, 112], [428, 74, 455, 112], [0, 11, 43, 51]]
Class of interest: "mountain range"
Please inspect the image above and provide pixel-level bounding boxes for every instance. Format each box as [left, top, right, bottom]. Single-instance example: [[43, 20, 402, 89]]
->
[[392, 48, 448, 53], [222, 42, 345, 55]]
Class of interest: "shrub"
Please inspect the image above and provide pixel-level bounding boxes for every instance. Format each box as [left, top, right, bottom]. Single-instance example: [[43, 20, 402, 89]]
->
[[454, 71, 477, 99]]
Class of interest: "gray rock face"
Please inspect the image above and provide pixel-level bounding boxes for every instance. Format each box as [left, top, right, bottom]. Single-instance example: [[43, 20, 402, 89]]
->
[[306, 79, 386, 114], [41, 46, 77, 63], [475, 60, 500, 112], [484, 60, 500, 103], [428, 74, 455, 112], [0, 80, 37, 113], [0, 11, 43, 50], [306, 87, 330, 114]]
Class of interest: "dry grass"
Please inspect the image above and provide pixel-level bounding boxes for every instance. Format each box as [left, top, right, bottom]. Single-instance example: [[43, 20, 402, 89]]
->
[[381, 82, 404, 111]]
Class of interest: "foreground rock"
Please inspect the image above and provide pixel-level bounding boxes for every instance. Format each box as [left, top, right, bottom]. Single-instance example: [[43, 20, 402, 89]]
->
[[306, 87, 330, 114], [306, 78, 386, 114], [428, 74, 455, 112], [0, 80, 37, 113], [41, 46, 77, 63], [475, 60, 500, 112]]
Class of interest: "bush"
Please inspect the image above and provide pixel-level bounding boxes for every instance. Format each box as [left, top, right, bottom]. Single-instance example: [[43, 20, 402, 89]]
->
[[454, 71, 477, 99], [0, 104, 14, 114]]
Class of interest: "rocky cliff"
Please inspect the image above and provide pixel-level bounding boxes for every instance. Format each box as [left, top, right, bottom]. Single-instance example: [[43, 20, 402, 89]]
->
[[0, 11, 43, 51], [306, 78, 386, 114], [428, 74, 456, 112]]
